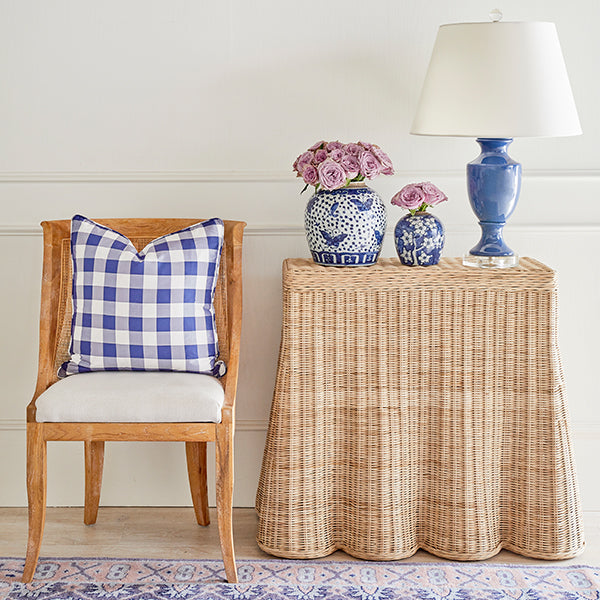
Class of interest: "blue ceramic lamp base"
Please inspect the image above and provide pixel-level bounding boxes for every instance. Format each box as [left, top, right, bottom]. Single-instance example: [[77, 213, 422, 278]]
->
[[463, 138, 521, 269]]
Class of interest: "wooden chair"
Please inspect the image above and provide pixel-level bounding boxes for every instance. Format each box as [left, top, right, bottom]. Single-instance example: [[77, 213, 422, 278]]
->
[[23, 218, 246, 583]]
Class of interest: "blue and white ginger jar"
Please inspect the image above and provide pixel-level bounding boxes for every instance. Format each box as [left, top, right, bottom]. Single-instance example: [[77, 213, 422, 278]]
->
[[394, 212, 444, 266], [304, 183, 386, 266]]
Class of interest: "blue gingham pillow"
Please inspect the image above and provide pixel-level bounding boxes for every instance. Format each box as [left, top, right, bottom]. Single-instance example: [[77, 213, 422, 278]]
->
[[59, 215, 226, 378]]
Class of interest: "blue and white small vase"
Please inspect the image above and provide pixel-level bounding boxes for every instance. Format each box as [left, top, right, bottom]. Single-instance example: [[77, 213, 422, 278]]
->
[[305, 182, 386, 266], [394, 212, 444, 266]]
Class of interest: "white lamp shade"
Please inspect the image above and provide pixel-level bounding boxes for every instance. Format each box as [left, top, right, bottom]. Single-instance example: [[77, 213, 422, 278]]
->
[[411, 22, 582, 138]]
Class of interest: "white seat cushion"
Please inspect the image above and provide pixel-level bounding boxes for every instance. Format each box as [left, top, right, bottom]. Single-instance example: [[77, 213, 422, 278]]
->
[[35, 371, 224, 423]]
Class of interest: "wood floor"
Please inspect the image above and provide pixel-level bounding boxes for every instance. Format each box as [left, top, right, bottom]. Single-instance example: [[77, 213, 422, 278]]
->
[[1, 507, 599, 566]]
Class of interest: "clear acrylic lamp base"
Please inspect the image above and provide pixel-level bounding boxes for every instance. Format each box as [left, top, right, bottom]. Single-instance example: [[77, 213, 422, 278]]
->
[[463, 253, 520, 268]]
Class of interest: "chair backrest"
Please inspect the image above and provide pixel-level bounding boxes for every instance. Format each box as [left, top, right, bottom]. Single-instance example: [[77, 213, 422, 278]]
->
[[29, 218, 246, 419]]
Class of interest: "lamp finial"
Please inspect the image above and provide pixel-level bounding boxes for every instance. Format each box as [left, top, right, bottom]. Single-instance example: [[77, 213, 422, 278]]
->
[[489, 8, 503, 22]]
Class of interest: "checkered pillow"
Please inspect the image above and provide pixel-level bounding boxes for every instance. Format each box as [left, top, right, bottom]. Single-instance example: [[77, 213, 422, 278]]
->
[[58, 215, 226, 378]]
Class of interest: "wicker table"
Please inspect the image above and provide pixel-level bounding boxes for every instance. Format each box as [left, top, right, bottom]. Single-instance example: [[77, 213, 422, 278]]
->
[[256, 257, 584, 561]]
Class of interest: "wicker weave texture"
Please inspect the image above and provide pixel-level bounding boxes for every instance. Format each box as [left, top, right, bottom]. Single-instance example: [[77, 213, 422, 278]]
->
[[256, 258, 584, 561]]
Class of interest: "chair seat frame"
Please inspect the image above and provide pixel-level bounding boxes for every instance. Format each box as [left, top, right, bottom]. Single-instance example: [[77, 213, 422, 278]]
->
[[24, 218, 246, 584]]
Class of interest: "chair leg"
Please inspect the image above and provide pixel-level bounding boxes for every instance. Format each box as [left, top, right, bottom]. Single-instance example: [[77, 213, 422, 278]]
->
[[84, 441, 105, 525], [23, 423, 47, 583], [215, 422, 237, 583], [185, 441, 210, 526]]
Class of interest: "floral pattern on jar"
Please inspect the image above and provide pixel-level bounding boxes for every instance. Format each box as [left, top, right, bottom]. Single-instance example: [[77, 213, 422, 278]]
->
[[394, 212, 444, 266]]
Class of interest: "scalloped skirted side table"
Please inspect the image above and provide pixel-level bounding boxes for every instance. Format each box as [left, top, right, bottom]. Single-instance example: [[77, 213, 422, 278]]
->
[[256, 257, 584, 561]]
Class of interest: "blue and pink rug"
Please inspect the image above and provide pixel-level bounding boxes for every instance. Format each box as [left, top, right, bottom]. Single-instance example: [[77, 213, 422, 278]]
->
[[1, 557, 599, 599]]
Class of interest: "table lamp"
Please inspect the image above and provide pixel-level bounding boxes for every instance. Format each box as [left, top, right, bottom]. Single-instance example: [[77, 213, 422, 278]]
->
[[411, 12, 581, 268]]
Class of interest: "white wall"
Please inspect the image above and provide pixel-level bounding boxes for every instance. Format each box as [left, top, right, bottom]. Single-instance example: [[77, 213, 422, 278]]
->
[[1, 0, 599, 511]]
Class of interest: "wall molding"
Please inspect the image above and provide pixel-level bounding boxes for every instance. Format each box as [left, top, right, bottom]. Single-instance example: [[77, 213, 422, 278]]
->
[[1, 223, 600, 237], [1, 169, 600, 183], [0, 225, 308, 237], [0, 419, 23, 430]]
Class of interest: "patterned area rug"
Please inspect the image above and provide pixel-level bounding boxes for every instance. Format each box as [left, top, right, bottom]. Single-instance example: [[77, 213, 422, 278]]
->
[[1, 557, 599, 599]]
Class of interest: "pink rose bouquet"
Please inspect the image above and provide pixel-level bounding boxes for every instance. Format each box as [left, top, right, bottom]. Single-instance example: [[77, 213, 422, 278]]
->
[[391, 182, 448, 215], [293, 140, 394, 192]]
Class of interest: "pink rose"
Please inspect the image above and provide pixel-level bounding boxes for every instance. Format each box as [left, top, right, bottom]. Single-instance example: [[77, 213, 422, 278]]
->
[[371, 146, 394, 176], [343, 143, 361, 157], [302, 164, 319, 186], [420, 182, 447, 206], [391, 184, 426, 210], [314, 148, 328, 163], [329, 148, 344, 162], [295, 141, 394, 190], [318, 159, 347, 190], [296, 151, 314, 169], [358, 150, 381, 179], [340, 153, 360, 178]]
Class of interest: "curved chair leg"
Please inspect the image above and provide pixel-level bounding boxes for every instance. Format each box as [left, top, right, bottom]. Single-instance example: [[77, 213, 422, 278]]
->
[[84, 441, 105, 525], [215, 422, 237, 583], [185, 441, 210, 526], [23, 423, 47, 583]]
